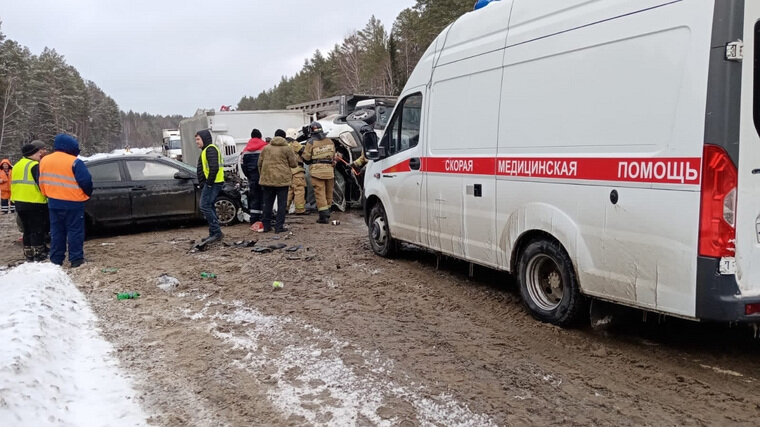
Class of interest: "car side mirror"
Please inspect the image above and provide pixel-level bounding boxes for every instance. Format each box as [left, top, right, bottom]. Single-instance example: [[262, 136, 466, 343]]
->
[[174, 170, 194, 180]]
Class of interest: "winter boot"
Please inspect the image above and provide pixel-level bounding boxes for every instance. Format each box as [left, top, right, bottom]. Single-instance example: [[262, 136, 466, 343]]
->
[[32, 246, 47, 262], [23, 246, 34, 262], [316, 210, 329, 224]]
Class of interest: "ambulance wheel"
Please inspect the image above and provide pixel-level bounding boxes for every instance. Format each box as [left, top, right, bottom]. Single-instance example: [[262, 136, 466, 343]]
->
[[368, 203, 397, 257], [517, 238, 585, 326]]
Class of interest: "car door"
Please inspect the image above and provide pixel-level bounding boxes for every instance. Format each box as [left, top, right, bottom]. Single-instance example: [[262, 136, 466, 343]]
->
[[86, 160, 132, 225], [124, 159, 197, 220], [373, 91, 425, 244]]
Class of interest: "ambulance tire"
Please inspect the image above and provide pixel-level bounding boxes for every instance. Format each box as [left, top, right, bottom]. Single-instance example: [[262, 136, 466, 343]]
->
[[368, 203, 397, 258], [517, 238, 586, 327]]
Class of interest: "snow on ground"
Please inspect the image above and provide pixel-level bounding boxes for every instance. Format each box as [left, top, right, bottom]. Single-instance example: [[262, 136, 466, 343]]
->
[[185, 298, 496, 426], [0, 263, 148, 427]]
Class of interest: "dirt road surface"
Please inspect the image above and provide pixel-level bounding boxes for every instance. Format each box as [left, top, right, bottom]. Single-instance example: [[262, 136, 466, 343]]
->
[[2, 212, 760, 426]]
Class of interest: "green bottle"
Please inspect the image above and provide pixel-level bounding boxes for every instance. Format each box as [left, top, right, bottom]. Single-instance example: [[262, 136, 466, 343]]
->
[[117, 292, 140, 300], [200, 272, 217, 278]]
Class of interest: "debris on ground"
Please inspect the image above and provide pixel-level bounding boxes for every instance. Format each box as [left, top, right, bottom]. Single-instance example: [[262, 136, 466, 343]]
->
[[157, 274, 180, 292], [116, 292, 140, 300], [223, 240, 257, 248]]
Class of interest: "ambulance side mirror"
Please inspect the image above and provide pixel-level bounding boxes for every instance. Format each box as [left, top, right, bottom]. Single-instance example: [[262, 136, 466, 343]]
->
[[362, 127, 381, 161]]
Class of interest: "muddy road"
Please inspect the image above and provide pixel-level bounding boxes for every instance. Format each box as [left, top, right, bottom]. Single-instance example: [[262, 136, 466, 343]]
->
[[2, 212, 759, 426]]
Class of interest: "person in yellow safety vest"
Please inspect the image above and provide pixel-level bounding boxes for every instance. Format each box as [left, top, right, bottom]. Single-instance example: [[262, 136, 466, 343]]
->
[[11, 141, 49, 262], [285, 128, 307, 215], [195, 129, 225, 244], [39, 134, 93, 268], [302, 122, 335, 224]]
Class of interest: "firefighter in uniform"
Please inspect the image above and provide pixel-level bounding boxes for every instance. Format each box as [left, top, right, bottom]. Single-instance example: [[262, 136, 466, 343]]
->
[[302, 122, 335, 224], [11, 141, 49, 261], [285, 128, 307, 215], [39, 134, 92, 267]]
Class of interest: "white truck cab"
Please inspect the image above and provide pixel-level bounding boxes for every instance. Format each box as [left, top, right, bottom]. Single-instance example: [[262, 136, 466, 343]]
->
[[363, 0, 760, 325]]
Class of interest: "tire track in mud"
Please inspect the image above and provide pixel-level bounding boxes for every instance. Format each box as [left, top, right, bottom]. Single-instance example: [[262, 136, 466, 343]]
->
[[180, 296, 497, 426]]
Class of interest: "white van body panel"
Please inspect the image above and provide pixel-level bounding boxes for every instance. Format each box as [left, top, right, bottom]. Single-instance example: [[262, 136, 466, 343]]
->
[[736, 1, 760, 297], [496, 0, 714, 317], [364, 0, 758, 321]]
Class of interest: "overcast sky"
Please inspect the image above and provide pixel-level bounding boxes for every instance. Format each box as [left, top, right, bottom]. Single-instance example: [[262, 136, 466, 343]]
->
[[0, 0, 416, 116]]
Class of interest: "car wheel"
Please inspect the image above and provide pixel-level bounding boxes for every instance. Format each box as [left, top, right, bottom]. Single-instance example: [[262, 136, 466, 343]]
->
[[368, 203, 396, 258], [214, 196, 239, 226], [517, 238, 586, 326]]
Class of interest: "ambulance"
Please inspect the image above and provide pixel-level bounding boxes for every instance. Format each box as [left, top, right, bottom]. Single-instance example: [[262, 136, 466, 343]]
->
[[362, 0, 760, 325]]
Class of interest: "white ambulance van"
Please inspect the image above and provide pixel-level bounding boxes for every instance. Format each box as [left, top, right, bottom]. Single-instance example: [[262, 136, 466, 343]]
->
[[363, 0, 760, 325]]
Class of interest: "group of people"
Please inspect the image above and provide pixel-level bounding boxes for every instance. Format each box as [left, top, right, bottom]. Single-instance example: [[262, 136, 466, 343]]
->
[[9, 134, 92, 266], [193, 122, 340, 244]]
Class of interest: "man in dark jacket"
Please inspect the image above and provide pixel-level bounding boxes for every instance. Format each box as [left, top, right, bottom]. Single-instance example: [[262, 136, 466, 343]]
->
[[39, 134, 93, 267], [241, 128, 267, 230], [195, 129, 224, 244]]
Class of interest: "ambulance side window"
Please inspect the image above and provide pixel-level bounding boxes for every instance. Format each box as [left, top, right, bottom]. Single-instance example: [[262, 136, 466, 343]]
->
[[383, 93, 422, 156]]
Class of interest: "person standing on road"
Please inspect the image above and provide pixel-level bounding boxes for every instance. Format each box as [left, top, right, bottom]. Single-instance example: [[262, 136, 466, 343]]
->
[[258, 129, 297, 233], [39, 134, 92, 268], [11, 141, 49, 261], [285, 128, 307, 215], [302, 122, 335, 224], [0, 159, 13, 214], [241, 128, 267, 231], [195, 129, 225, 244]]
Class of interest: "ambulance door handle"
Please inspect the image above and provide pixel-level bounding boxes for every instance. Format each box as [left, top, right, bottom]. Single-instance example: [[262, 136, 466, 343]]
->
[[409, 158, 421, 170]]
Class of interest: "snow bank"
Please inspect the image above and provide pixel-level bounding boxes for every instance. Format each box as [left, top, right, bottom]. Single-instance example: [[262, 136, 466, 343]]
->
[[0, 263, 148, 427]]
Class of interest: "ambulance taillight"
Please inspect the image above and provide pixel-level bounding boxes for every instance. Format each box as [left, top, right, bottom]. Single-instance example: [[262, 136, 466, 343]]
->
[[699, 145, 738, 258]]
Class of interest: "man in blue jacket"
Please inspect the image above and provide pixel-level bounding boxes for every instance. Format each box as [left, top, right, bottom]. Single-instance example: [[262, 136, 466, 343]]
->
[[39, 134, 93, 268]]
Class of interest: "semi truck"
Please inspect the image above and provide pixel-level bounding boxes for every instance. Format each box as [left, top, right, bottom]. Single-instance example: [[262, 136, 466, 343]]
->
[[161, 129, 182, 161], [179, 109, 309, 171]]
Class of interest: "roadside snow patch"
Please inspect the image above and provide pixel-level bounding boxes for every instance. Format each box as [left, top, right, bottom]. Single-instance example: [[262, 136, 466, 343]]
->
[[0, 263, 148, 426], [187, 299, 495, 426]]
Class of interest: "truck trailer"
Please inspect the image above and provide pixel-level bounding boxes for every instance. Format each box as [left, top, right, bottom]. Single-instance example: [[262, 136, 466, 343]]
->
[[179, 109, 309, 170]]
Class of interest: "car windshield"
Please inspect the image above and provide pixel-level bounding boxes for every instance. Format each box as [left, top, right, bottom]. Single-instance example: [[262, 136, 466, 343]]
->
[[167, 138, 181, 149]]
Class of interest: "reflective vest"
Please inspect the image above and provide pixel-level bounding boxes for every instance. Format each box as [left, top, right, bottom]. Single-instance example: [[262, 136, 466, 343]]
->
[[10, 157, 47, 204], [202, 145, 225, 184], [39, 151, 89, 202]]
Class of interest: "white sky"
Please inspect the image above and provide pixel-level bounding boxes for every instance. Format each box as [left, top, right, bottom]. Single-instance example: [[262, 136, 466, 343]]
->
[[0, 0, 416, 116]]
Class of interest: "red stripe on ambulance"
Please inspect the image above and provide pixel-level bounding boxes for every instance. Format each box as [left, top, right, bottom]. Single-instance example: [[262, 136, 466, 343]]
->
[[384, 156, 702, 185]]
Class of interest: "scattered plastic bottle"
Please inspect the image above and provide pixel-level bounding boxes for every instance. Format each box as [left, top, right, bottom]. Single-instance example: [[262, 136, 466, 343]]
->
[[272, 281, 284, 290], [101, 267, 118, 274], [200, 272, 217, 279], [117, 292, 140, 300]]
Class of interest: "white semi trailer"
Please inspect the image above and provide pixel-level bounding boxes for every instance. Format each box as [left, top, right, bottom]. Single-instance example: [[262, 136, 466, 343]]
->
[[179, 109, 309, 171]]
